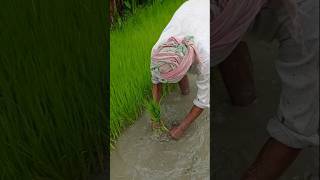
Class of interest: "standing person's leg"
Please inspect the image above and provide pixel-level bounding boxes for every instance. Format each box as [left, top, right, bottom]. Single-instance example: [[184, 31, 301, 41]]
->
[[178, 75, 190, 95], [268, 0, 319, 149], [241, 137, 302, 180], [218, 41, 256, 106], [242, 0, 319, 179]]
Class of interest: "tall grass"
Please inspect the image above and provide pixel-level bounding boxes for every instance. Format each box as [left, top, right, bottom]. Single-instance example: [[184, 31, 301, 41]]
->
[[110, 0, 184, 146], [0, 0, 107, 179], [144, 99, 161, 123]]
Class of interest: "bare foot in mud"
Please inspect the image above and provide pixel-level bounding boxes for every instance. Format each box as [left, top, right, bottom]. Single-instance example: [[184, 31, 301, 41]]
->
[[181, 89, 190, 95]]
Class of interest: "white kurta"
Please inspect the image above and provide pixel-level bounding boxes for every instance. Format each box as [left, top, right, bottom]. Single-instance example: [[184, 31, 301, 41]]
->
[[151, 0, 210, 109], [212, 0, 319, 148]]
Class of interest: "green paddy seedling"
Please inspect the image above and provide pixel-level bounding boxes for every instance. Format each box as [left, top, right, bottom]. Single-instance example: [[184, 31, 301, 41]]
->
[[0, 0, 108, 178], [144, 99, 168, 132], [110, 0, 184, 146]]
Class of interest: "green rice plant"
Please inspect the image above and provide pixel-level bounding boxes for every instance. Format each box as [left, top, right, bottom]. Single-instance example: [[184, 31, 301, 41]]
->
[[0, 0, 107, 179], [110, 0, 184, 147], [145, 99, 161, 123], [144, 98, 168, 132]]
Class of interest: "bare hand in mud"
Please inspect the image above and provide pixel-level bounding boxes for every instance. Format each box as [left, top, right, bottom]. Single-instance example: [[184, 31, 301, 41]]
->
[[169, 125, 185, 140]]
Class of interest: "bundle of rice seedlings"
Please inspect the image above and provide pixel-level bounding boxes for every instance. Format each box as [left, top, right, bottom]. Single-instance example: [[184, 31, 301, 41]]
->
[[144, 99, 168, 132]]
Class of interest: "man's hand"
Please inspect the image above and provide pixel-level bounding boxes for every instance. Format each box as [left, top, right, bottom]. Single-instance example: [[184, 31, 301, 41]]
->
[[152, 83, 204, 140], [169, 105, 203, 140], [169, 123, 185, 140]]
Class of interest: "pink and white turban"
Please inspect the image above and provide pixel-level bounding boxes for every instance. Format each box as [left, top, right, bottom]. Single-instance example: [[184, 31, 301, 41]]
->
[[151, 36, 200, 83]]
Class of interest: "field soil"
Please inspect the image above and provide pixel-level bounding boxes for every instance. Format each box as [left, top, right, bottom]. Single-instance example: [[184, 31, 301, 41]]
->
[[105, 36, 319, 180], [110, 75, 210, 180], [212, 36, 319, 180]]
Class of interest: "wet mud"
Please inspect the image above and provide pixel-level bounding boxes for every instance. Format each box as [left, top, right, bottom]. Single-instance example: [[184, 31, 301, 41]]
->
[[108, 36, 319, 180], [110, 75, 210, 180], [212, 36, 319, 180]]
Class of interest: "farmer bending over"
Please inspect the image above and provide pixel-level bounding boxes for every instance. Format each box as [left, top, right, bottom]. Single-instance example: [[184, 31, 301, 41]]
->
[[150, 0, 210, 140], [212, 0, 319, 179]]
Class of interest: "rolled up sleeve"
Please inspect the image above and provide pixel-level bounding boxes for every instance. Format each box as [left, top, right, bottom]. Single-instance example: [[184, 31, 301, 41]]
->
[[193, 61, 210, 109]]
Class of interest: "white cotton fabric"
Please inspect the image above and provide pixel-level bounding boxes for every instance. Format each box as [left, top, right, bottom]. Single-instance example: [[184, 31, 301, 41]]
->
[[151, 0, 210, 109], [264, 0, 319, 148], [212, 0, 319, 148], [248, 0, 319, 148]]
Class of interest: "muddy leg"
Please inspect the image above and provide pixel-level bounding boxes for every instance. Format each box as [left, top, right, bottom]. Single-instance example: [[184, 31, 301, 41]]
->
[[218, 41, 256, 106], [178, 75, 190, 95], [241, 138, 301, 180]]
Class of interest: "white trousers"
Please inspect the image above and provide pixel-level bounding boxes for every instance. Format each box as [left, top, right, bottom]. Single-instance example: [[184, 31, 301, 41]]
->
[[215, 0, 319, 148], [262, 0, 319, 148]]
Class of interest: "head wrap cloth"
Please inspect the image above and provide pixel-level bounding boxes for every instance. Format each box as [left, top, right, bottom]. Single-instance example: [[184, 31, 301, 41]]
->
[[151, 36, 200, 83], [151, 0, 301, 83]]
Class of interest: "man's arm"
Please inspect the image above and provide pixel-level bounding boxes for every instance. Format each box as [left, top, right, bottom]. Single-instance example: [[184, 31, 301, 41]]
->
[[180, 105, 204, 129], [152, 82, 203, 122], [152, 82, 204, 139], [170, 105, 203, 139]]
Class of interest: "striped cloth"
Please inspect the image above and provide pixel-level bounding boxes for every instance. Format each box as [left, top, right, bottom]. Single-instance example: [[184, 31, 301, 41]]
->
[[151, 36, 200, 83]]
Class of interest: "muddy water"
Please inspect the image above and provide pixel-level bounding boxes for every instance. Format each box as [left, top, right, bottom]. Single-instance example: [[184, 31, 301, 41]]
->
[[108, 36, 319, 180], [212, 36, 319, 180], [110, 75, 210, 180]]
